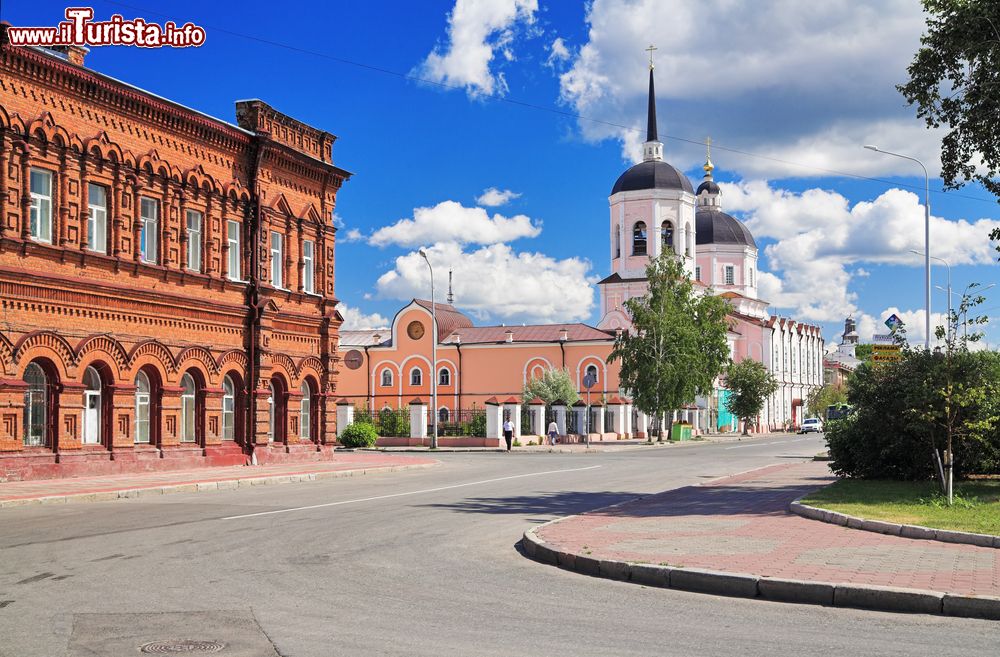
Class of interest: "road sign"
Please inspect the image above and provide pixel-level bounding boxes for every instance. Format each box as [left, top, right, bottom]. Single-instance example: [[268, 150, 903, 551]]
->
[[872, 352, 902, 363], [872, 334, 894, 344], [872, 344, 900, 352], [582, 373, 597, 390], [885, 314, 904, 331]]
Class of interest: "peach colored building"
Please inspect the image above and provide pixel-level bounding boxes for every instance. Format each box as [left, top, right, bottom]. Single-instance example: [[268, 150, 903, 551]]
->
[[337, 300, 620, 415]]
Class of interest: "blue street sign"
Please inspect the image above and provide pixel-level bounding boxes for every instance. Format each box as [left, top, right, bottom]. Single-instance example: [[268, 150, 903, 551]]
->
[[885, 313, 904, 331]]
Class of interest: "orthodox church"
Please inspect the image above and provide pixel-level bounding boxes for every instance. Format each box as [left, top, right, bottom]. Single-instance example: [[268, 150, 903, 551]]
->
[[597, 64, 824, 430]]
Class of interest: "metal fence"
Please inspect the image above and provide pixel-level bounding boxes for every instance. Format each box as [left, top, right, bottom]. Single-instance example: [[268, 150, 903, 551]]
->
[[352, 407, 410, 438], [566, 408, 581, 435], [604, 408, 615, 433], [433, 408, 487, 438]]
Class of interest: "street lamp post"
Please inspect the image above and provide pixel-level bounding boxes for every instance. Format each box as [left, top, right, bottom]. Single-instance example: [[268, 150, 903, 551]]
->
[[939, 283, 996, 340], [865, 145, 931, 350], [418, 249, 438, 450], [913, 250, 950, 343]]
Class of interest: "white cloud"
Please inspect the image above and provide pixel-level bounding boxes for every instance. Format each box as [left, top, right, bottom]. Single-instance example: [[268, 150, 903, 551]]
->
[[855, 268, 871, 278], [414, 0, 538, 97], [722, 181, 1000, 323], [546, 36, 571, 67], [556, 0, 940, 178], [375, 242, 597, 324], [342, 228, 364, 243], [368, 200, 541, 248], [336, 304, 390, 331], [476, 187, 522, 206]]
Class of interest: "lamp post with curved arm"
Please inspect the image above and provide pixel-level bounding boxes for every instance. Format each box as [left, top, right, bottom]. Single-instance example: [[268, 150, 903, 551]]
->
[[418, 249, 438, 450], [865, 145, 931, 350]]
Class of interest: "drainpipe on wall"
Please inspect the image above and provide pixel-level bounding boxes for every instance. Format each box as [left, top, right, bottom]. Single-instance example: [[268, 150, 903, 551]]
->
[[245, 138, 267, 463]]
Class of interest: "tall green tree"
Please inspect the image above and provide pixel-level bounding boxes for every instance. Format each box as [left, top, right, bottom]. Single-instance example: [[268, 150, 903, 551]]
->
[[608, 252, 731, 441], [896, 1, 1000, 253], [806, 382, 848, 419], [725, 359, 778, 436], [522, 368, 579, 406]]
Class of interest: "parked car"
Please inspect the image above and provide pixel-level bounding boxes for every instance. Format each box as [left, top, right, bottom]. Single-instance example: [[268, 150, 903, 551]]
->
[[799, 418, 824, 434]]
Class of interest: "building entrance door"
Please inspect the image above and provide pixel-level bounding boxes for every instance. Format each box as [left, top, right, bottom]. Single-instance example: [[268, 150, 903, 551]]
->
[[83, 391, 101, 444]]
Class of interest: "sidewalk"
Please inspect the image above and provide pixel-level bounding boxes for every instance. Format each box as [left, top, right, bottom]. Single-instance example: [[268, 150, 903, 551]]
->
[[369, 432, 793, 453], [526, 460, 1000, 619], [0, 452, 437, 508]]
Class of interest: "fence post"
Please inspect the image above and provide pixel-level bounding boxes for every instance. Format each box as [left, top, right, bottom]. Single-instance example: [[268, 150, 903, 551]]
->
[[623, 399, 633, 437], [409, 397, 428, 443], [572, 400, 587, 437], [635, 410, 649, 440], [591, 401, 605, 439], [527, 397, 545, 438], [551, 402, 567, 436], [485, 396, 503, 446], [336, 399, 354, 438], [503, 397, 521, 439]]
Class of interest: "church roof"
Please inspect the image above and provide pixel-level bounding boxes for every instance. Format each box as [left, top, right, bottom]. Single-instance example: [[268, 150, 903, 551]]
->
[[413, 299, 474, 338], [696, 179, 720, 195], [695, 208, 756, 248], [611, 160, 694, 195], [442, 324, 613, 344]]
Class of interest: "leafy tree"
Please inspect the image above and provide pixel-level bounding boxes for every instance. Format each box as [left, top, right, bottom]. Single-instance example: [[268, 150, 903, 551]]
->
[[853, 344, 874, 362], [725, 359, 778, 435], [806, 382, 848, 418], [608, 252, 730, 441], [522, 368, 579, 406], [896, 1, 1000, 254]]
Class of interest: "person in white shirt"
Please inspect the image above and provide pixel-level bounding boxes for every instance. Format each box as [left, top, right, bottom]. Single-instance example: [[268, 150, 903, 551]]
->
[[547, 420, 558, 446], [502, 418, 514, 451]]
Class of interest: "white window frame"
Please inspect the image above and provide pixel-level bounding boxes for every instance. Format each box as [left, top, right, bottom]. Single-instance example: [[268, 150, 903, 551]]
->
[[29, 168, 53, 243], [135, 371, 151, 444], [270, 231, 284, 289], [410, 368, 422, 386], [180, 373, 197, 443], [300, 381, 311, 440], [226, 220, 242, 281], [139, 197, 159, 264], [87, 183, 107, 254], [724, 265, 735, 286], [586, 364, 599, 383], [23, 362, 47, 447], [302, 239, 315, 294], [439, 368, 450, 386], [82, 366, 102, 445], [186, 210, 202, 272], [222, 375, 235, 441], [381, 369, 393, 387], [695, 266, 701, 281]]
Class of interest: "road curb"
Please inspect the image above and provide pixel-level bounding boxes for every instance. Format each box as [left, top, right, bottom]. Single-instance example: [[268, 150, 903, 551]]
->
[[521, 506, 1000, 621], [788, 499, 1000, 549], [0, 462, 439, 509]]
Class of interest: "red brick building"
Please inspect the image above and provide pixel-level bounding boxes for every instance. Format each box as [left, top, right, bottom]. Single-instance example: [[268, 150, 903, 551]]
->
[[0, 28, 350, 480]]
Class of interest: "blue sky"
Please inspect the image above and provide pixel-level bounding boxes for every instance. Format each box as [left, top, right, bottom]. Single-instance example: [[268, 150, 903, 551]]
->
[[6, 1, 999, 348]]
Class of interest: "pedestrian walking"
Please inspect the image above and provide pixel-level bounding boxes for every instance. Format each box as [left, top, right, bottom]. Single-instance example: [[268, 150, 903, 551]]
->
[[547, 420, 558, 446], [503, 418, 514, 451]]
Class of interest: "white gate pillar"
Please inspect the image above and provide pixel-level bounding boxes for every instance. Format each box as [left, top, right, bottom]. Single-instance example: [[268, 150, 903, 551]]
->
[[336, 399, 354, 438], [409, 398, 428, 441], [485, 397, 503, 443], [551, 403, 567, 436], [503, 397, 522, 439], [527, 398, 545, 438]]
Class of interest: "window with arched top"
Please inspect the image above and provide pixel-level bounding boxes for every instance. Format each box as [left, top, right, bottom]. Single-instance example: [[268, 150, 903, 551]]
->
[[268, 375, 288, 444], [439, 368, 450, 386], [222, 375, 236, 441], [82, 366, 103, 445], [410, 368, 422, 386], [439, 407, 450, 422], [661, 221, 674, 250], [180, 373, 197, 443], [300, 380, 313, 441], [135, 371, 151, 444], [381, 369, 393, 387], [586, 364, 599, 383], [614, 228, 621, 258], [632, 222, 647, 256], [23, 362, 48, 447]]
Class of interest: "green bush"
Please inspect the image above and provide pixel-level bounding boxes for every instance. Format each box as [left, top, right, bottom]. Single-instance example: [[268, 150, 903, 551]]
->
[[469, 412, 487, 438], [827, 350, 1000, 480], [340, 422, 379, 448], [378, 408, 410, 437]]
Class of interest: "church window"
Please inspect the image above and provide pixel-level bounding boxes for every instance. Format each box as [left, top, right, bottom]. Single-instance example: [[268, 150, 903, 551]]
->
[[724, 265, 735, 286], [87, 184, 107, 254], [29, 169, 53, 243], [661, 221, 674, 250], [410, 368, 422, 386], [695, 266, 701, 281], [439, 368, 450, 386], [380, 369, 393, 387], [585, 364, 599, 383], [748, 267, 754, 287], [632, 222, 647, 256], [614, 229, 620, 258]]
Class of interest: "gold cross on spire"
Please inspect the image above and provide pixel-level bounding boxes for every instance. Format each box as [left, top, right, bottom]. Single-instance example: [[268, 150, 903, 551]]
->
[[704, 136, 714, 174], [645, 44, 657, 70]]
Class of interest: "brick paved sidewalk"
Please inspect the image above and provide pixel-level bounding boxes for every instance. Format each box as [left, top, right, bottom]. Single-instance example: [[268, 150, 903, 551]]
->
[[535, 460, 1000, 597], [0, 452, 437, 507]]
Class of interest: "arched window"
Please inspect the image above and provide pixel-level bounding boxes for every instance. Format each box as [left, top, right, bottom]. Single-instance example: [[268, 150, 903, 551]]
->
[[268, 380, 276, 443], [586, 364, 599, 383], [82, 366, 102, 445], [300, 380, 312, 441], [632, 222, 647, 256], [439, 407, 450, 422], [180, 373, 197, 443], [381, 369, 393, 387], [614, 228, 621, 258], [222, 375, 236, 441], [23, 363, 48, 447], [439, 368, 450, 386], [268, 375, 287, 444], [661, 221, 674, 250], [410, 367, 422, 386], [135, 371, 151, 444]]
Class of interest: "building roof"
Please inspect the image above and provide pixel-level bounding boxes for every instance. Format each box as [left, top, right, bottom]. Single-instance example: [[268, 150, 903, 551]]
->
[[611, 160, 695, 195], [413, 299, 474, 338], [646, 68, 658, 142], [695, 209, 757, 248], [597, 272, 649, 285], [696, 179, 721, 195], [339, 330, 389, 347], [442, 324, 614, 345]]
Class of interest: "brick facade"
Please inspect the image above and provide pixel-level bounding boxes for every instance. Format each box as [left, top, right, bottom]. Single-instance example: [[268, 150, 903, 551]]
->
[[0, 29, 350, 480]]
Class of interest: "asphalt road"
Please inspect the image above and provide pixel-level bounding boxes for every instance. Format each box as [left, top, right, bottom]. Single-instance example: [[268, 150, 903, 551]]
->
[[1, 435, 997, 656]]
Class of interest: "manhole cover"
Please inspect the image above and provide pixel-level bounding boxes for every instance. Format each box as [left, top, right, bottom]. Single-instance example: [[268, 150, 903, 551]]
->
[[139, 640, 226, 654]]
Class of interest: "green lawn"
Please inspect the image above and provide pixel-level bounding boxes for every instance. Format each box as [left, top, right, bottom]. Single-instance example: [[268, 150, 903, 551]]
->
[[802, 479, 1000, 535]]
